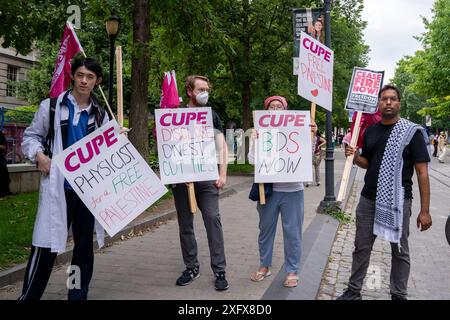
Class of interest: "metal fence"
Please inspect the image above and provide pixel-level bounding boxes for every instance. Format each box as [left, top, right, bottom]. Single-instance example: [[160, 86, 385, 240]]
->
[[0, 106, 35, 164]]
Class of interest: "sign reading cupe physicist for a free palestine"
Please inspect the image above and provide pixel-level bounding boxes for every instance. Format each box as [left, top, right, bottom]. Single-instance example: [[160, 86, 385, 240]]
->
[[345, 67, 384, 114], [155, 107, 219, 185], [53, 120, 168, 237], [298, 31, 334, 112], [253, 110, 312, 183]]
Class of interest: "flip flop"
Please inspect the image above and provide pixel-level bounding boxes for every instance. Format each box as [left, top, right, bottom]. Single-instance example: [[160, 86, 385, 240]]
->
[[250, 270, 272, 282], [283, 275, 299, 288]]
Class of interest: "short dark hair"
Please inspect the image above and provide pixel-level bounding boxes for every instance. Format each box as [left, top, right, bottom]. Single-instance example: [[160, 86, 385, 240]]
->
[[71, 57, 103, 80], [185, 75, 211, 97], [379, 84, 401, 101]]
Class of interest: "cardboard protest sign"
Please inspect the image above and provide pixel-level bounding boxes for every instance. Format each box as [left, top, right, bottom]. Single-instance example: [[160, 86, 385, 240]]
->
[[53, 120, 168, 237], [297, 31, 334, 112], [253, 110, 312, 183], [292, 8, 323, 75], [155, 107, 219, 184], [345, 67, 384, 114]]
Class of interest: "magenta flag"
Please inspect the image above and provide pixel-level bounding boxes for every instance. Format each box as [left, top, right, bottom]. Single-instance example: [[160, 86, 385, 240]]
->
[[49, 22, 83, 98], [159, 71, 180, 108], [349, 110, 382, 148]]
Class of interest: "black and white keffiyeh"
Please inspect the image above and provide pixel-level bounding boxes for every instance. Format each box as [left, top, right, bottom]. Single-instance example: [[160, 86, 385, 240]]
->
[[374, 118, 429, 247]]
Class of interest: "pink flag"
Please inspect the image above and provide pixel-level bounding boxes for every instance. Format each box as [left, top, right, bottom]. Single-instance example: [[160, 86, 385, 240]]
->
[[49, 22, 83, 98], [349, 110, 382, 148], [159, 71, 180, 108]]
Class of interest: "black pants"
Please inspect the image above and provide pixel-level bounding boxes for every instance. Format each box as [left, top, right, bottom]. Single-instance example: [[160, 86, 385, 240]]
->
[[172, 181, 226, 273], [19, 189, 95, 300], [0, 156, 11, 197]]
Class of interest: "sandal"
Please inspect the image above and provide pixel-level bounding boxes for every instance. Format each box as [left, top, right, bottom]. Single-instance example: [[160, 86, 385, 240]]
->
[[283, 274, 299, 288], [250, 269, 272, 282]]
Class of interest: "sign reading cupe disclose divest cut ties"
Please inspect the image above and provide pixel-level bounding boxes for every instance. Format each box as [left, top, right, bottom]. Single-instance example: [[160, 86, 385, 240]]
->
[[254, 111, 312, 183], [298, 31, 334, 112], [345, 67, 384, 114], [53, 120, 168, 237], [155, 107, 219, 184]]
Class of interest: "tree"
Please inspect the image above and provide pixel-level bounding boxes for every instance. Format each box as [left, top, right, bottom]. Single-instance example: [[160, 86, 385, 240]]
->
[[392, 0, 450, 129], [128, 0, 150, 159]]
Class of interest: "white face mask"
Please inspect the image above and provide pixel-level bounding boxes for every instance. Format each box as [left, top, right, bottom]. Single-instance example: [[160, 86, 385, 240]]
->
[[195, 91, 209, 106]]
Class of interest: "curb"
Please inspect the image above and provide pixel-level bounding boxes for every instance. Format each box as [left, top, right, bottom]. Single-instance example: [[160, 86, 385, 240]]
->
[[0, 187, 238, 289]]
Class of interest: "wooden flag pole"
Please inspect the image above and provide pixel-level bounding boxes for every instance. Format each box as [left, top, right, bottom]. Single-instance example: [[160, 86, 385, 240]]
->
[[337, 111, 362, 202], [116, 46, 123, 127], [188, 183, 198, 213]]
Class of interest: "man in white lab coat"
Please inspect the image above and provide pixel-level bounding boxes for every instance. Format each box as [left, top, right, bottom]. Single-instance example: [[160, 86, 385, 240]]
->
[[19, 57, 109, 300]]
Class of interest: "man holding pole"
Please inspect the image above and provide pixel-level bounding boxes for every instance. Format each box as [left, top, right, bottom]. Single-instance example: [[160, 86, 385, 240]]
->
[[19, 57, 109, 300], [337, 85, 432, 300], [172, 75, 229, 291]]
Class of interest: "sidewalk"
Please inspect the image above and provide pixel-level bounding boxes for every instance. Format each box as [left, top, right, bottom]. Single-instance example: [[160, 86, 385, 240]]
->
[[317, 154, 450, 300], [0, 150, 350, 300]]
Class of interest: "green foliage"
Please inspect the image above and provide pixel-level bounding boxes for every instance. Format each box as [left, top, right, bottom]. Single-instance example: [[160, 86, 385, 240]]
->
[[4, 0, 370, 141], [227, 163, 254, 174], [392, 0, 450, 129], [322, 205, 352, 224], [0, 192, 38, 270]]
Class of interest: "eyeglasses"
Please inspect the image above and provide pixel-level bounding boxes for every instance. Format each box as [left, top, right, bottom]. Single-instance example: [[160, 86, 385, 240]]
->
[[194, 88, 210, 93]]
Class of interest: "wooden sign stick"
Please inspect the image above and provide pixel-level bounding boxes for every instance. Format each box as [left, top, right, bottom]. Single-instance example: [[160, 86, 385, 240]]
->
[[259, 183, 266, 205], [337, 111, 362, 202], [116, 46, 124, 127], [310, 102, 316, 142], [188, 183, 198, 214]]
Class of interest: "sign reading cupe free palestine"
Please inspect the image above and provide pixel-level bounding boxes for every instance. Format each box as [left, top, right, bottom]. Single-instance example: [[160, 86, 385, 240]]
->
[[53, 120, 168, 237], [297, 31, 334, 112], [253, 110, 312, 183], [345, 67, 384, 114], [155, 107, 219, 184]]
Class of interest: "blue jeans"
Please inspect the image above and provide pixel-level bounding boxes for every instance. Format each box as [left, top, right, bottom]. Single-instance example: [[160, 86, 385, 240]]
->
[[256, 191, 304, 273]]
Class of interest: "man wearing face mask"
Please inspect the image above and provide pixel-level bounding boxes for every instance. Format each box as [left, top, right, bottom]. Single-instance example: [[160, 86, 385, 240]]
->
[[171, 75, 229, 291]]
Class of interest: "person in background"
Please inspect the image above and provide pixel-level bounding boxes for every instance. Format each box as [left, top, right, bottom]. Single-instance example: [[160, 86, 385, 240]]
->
[[0, 129, 12, 199]]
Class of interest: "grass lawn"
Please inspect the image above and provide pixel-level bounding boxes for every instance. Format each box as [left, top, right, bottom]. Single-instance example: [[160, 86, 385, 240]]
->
[[227, 163, 254, 174], [0, 192, 38, 271]]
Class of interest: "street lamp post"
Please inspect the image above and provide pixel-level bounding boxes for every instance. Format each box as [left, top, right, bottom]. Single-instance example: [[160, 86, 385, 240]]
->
[[105, 13, 120, 111], [319, 0, 338, 211]]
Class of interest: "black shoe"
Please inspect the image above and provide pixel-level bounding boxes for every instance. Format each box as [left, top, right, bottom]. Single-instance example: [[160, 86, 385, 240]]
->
[[391, 294, 407, 300], [214, 272, 229, 291], [336, 289, 362, 300], [176, 267, 200, 286]]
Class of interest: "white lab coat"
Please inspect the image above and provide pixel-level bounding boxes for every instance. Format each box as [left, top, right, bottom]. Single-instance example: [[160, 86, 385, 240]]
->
[[22, 90, 109, 253]]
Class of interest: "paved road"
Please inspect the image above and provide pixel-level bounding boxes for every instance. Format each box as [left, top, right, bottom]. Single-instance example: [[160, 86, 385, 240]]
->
[[318, 154, 450, 300]]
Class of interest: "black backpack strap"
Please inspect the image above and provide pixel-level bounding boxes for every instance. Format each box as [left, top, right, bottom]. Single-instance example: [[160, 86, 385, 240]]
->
[[44, 98, 57, 158]]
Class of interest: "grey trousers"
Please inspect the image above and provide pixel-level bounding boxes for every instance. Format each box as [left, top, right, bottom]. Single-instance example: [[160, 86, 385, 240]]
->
[[172, 180, 226, 273], [348, 196, 412, 298]]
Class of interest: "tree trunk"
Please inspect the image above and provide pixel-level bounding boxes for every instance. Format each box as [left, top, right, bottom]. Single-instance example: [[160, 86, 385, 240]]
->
[[129, 0, 150, 161], [242, 81, 251, 131]]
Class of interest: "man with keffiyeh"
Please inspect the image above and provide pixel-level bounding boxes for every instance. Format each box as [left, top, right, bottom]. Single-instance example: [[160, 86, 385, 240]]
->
[[337, 84, 432, 300]]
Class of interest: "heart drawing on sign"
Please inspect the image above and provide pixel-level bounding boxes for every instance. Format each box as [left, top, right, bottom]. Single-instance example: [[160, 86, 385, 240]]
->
[[311, 89, 319, 97]]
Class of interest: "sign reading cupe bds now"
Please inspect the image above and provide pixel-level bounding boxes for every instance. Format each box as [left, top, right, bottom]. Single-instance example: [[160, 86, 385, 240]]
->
[[297, 31, 334, 111], [155, 107, 219, 185], [253, 110, 312, 183], [53, 120, 168, 237]]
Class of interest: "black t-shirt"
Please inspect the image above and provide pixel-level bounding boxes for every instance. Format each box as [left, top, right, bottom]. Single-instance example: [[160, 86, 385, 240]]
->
[[211, 109, 223, 133], [360, 122, 430, 200]]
